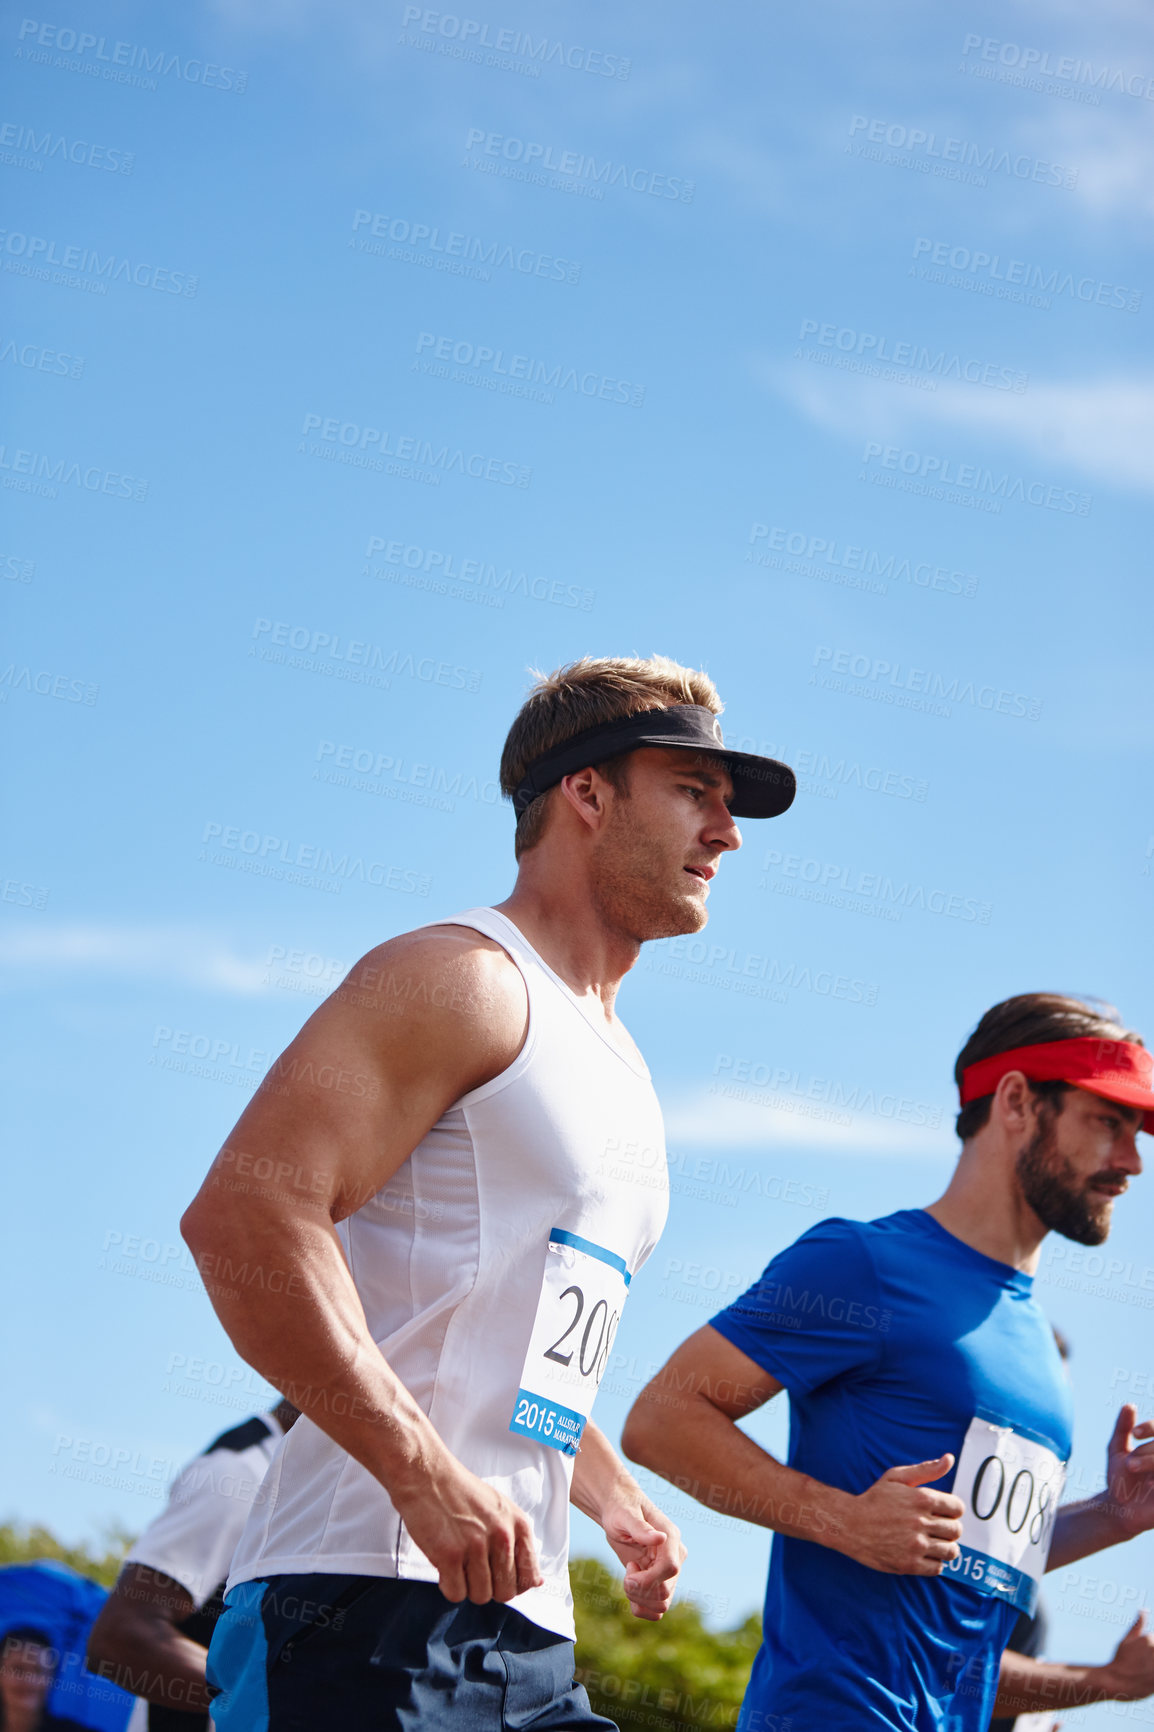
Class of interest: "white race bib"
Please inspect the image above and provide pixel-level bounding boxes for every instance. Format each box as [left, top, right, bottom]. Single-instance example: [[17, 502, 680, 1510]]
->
[[509, 1229, 629, 1456], [941, 1415, 1067, 1615]]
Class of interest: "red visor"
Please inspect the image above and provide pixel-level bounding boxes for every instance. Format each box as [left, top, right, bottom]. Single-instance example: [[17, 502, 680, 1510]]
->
[[959, 1037, 1154, 1133]]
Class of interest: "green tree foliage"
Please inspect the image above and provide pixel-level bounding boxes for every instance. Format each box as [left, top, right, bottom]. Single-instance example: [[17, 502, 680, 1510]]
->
[[0, 1521, 135, 1589], [571, 1557, 761, 1732]]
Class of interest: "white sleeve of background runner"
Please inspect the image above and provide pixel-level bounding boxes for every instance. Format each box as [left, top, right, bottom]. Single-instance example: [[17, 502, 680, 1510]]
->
[[123, 1443, 270, 1609]]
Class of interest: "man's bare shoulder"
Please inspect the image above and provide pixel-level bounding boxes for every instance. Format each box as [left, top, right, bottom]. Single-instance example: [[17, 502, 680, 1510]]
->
[[329, 924, 528, 1048]]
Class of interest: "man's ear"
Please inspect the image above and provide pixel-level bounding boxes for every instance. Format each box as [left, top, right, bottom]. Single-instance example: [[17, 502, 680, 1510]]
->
[[557, 767, 613, 833], [992, 1070, 1034, 1134]]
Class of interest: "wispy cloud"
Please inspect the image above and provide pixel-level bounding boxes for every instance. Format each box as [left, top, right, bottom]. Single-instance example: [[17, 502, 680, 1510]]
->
[[0, 926, 276, 995], [769, 361, 1154, 494], [661, 1085, 952, 1157], [1004, 81, 1154, 220]]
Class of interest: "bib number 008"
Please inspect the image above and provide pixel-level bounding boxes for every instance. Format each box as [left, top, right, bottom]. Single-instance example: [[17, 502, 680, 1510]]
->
[[942, 1416, 1067, 1615], [969, 1455, 1055, 1548], [510, 1230, 631, 1457]]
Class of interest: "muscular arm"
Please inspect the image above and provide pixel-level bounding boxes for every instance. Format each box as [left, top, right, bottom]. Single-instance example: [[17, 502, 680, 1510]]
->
[[623, 1328, 963, 1574], [86, 1564, 212, 1713], [180, 928, 541, 1605]]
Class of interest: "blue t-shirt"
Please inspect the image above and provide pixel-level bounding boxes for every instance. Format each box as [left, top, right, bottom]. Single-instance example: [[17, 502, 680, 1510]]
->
[[710, 1210, 1072, 1732]]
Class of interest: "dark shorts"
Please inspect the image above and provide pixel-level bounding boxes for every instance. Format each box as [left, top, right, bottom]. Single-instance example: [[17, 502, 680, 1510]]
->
[[206, 1574, 618, 1732]]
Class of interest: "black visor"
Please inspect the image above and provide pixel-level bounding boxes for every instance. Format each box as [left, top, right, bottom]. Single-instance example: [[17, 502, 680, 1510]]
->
[[511, 705, 796, 819]]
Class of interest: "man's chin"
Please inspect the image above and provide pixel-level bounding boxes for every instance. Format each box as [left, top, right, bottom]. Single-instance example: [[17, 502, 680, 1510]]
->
[[1087, 1201, 1115, 1244], [1058, 1202, 1113, 1247], [641, 894, 708, 943]]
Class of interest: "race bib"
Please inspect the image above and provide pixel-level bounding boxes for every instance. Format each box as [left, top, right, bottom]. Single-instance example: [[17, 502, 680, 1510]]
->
[[509, 1229, 629, 1456], [941, 1415, 1067, 1615]]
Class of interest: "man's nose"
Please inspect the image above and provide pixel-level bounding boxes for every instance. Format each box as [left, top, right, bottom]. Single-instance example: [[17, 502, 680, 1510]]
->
[[707, 802, 741, 853], [1118, 1133, 1143, 1175]]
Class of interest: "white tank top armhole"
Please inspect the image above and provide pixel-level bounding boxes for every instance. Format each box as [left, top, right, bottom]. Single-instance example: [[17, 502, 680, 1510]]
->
[[416, 908, 540, 1109]]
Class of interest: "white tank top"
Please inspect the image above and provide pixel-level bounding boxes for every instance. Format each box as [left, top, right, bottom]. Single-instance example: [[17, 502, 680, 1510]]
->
[[226, 907, 669, 1637]]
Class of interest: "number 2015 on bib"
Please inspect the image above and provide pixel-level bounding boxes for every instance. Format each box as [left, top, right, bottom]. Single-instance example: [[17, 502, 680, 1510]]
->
[[509, 1230, 630, 1456]]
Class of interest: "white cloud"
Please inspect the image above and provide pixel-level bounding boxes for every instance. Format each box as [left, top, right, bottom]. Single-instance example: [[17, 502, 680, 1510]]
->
[[0, 926, 276, 994], [1009, 100, 1154, 220], [770, 360, 1154, 494], [661, 1085, 952, 1157]]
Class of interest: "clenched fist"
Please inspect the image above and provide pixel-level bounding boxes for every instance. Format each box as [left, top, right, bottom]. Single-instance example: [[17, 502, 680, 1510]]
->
[[832, 1454, 964, 1576]]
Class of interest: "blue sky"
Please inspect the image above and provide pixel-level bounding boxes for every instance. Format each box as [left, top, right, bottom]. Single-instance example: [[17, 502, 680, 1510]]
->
[[3, 0, 1153, 1708]]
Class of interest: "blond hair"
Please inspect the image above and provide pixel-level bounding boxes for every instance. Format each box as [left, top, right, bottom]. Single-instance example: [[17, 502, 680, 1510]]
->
[[500, 654, 722, 858]]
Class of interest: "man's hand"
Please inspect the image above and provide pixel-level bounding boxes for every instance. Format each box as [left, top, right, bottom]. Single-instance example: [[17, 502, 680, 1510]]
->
[[834, 1455, 963, 1575], [391, 1454, 542, 1606], [602, 1495, 686, 1621], [1100, 1611, 1154, 1702], [994, 1613, 1154, 1719], [1105, 1405, 1154, 1536]]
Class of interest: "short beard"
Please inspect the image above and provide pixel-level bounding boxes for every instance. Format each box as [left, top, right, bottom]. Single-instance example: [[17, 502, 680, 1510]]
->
[[589, 798, 706, 944], [1015, 1113, 1112, 1246]]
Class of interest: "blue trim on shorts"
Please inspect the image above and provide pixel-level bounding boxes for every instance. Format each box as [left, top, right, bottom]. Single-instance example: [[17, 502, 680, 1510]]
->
[[206, 1580, 270, 1732]]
